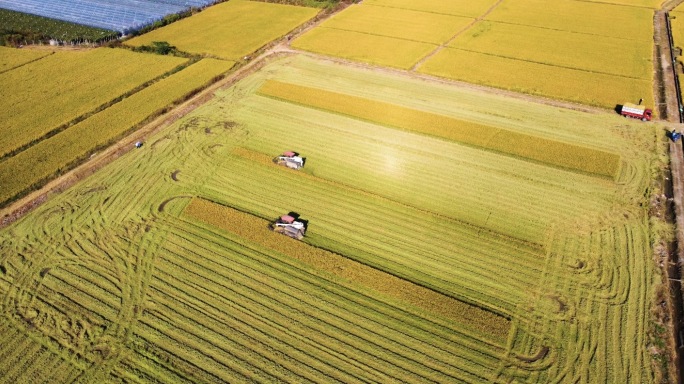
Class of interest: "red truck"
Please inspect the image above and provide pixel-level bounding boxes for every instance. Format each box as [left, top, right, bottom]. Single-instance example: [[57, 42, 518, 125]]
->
[[620, 103, 652, 121]]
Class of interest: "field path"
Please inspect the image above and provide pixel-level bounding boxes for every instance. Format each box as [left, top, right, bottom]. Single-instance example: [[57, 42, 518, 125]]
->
[[409, 0, 504, 71]]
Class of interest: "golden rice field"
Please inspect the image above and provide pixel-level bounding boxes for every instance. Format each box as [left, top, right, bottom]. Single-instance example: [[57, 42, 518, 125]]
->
[[291, 27, 435, 69], [318, 4, 472, 44], [448, 21, 651, 79], [591, 0, 662, 7], [0, 58, 234, 205], [418, 48, 654, 109], [292, 0, 655, 108], [669, 6, 684, 102], [0, 46, 52, 74], [125, 0, 318, 60], [0, 54, 667, 383], [486, 0, 654, 38], [0, 48, 187, 159], [363, 0, 498, 18]]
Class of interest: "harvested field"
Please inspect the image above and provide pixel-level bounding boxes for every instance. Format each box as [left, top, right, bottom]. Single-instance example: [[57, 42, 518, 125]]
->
[[258, 79, 621, 177], [184, 197, 511, 341], [0, 53, 666, 383]]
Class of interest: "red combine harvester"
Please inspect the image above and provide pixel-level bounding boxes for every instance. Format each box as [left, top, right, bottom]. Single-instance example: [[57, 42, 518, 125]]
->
[[273, 151, 306, 170], [271, 212, 308, 240], [619, 102, 652, 121]]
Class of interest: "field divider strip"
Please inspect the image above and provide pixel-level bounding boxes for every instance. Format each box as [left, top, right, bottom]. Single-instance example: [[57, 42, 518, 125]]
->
[[256, 80, 621, 179]]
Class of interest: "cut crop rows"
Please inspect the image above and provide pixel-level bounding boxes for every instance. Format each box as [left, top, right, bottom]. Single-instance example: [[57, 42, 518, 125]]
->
[[258, 79, 621, 177]]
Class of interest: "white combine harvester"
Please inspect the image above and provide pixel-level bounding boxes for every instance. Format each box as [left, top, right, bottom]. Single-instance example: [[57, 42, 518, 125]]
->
[[273, 151, 306, 170], [271, 212, 308, 240]]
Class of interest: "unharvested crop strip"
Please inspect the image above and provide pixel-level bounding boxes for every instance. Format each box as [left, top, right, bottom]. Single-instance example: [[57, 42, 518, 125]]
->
[[184, 197, 511, 341], [257, 80, 620, 178]]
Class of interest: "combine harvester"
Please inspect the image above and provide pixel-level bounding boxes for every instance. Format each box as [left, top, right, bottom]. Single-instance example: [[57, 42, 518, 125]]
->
[[274, 151, 306, 170], [619, 101, 652, 121], [272, 212, 308, 240]]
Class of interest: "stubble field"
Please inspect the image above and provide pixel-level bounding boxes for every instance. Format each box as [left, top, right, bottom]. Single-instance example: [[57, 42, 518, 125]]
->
[[0, 53, 666, 383]]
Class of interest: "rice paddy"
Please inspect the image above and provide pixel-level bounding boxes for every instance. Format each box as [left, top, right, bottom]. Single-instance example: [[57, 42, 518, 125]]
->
[[0, 53, 665, 382], [125, 0, 319, 60], [292, 0, 655, 108]]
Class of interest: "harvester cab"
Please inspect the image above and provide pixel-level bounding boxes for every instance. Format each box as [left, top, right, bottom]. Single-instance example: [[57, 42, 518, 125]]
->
[[274, 151, 306, 170], [272, 212, 308, 240]]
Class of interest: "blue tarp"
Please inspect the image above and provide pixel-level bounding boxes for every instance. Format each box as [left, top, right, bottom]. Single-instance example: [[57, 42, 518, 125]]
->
[[0, 0, 217, 34]]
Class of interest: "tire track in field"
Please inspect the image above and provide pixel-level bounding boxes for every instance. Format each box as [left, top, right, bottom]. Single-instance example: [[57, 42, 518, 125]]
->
[[157, 216, 504, 381], [154, 229, 495, 382], [410, 0, 505, 71], [184, 197, 512, 340], [498, 219, 652, 382]]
